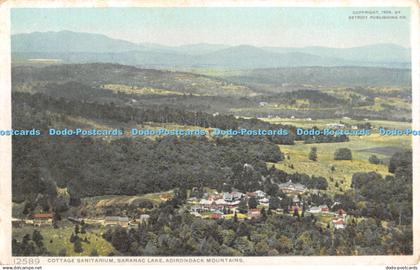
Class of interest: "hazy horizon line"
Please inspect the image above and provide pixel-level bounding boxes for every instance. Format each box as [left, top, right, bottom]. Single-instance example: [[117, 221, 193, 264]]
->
[[12, 30, 411, 50]]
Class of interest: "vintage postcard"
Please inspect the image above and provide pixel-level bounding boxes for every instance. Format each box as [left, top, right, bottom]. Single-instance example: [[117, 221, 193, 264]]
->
[[0, 0, 419, 268]]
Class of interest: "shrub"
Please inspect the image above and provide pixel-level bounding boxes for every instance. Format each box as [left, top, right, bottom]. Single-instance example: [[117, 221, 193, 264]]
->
[[368, 155, 381, 164], [334, 148, 352, 160]]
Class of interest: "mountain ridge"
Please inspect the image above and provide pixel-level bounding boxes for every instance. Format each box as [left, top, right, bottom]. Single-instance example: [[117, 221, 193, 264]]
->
[[12, 31, 411, 68]]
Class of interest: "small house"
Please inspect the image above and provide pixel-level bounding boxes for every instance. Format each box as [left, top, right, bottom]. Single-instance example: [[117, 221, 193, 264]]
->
[[33, 213, 54, 226], [139, 214, 150, 224]]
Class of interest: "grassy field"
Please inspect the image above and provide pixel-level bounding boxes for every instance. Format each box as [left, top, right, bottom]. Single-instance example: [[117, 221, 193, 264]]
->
[[13, 221, 115, 256], [80, 191, 173, 217], [83, 191, 173, 206], [270, 133, 411, 194], [261, 117, 412, 130]]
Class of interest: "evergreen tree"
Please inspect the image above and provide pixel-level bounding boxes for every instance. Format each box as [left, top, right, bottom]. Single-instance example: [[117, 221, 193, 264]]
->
[[73, 238, 83, 253], [248, 197, 259, 209], [238, 199, 248, 214], [32, 230, 43, 248], [261, 207, 267, 219], [309, 147, 318, 161], [233, 211, 238, 222]]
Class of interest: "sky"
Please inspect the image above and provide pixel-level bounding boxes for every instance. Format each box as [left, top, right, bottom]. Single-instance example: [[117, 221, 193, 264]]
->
[[11, 7, 411, 48]]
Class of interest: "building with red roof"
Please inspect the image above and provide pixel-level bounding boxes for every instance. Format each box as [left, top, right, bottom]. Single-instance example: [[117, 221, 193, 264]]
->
[[32, 213, 54, 226]]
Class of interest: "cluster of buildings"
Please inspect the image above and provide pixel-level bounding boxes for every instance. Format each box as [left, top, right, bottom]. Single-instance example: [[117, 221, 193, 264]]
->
[[12, 179, 348, 231], [188, 180, 312, 220], [188, 189, 269, 220]]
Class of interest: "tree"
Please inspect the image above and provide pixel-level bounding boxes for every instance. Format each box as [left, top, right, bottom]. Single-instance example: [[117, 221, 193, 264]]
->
[[334, 148, 352, 160], [32, 230, 43, 248], [69, 233, 77, 243], [269, 196, 281, 210], [248, 197, 259, 209], [73, 238, 83, 253], [293, 207, 299, 217], [260, 208, 267, 219], [238, 199, 248, 214], [81, 224, 87, 234], [138, 200, 154, 209], [308, 147, 317, 161], [111, 226, 130, 253], [90, 249, 99, 256], [389, 150, 412, 173]]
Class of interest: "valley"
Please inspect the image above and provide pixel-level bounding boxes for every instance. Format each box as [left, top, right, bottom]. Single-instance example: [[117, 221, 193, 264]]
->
[[11, 48, 413, 256]]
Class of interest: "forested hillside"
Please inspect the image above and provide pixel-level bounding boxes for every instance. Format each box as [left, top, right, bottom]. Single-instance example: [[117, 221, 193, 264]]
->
[[12, 63, 256, 97], [98, 151, 412, 256]]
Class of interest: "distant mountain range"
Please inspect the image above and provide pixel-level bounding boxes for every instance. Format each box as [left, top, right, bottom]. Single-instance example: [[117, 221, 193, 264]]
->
[[12, 31, 411, 69]]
